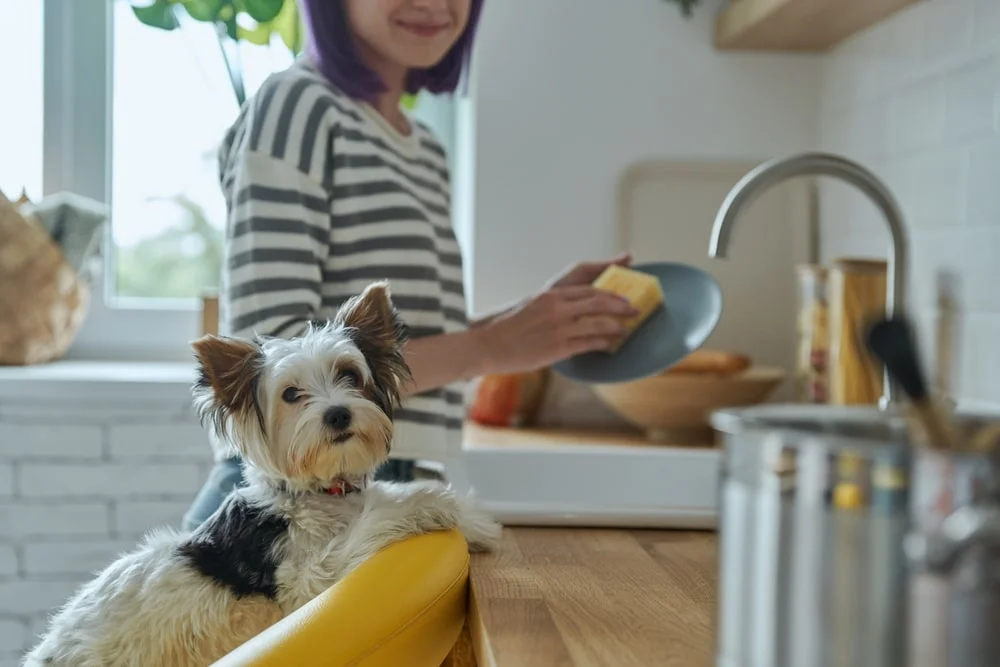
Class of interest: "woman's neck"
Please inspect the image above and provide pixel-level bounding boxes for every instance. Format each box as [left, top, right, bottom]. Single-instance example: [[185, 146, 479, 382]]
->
[[371, 88, 411, 137], [356, 43, 412, 136]]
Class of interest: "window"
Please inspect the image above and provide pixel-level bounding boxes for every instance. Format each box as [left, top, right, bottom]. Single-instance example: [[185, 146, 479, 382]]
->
[[33, 0, 459, 360], [0, 0, 44, 200], [109, 1, 293, 301]]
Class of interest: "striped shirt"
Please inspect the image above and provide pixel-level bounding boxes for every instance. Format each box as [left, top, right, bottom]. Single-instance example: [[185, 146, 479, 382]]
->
[[211, 57, 467, 462]]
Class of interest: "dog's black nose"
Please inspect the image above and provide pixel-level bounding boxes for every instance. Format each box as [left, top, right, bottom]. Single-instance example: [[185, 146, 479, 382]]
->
[[323, 406, 352, 430]]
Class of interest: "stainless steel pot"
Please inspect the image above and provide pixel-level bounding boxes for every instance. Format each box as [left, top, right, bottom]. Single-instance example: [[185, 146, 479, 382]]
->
[[711, 404, 1000, 667], [905, 444, 1000, 667]]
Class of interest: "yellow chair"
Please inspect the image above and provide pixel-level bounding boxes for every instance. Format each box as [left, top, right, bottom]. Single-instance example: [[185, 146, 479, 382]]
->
[[212, 529, 470, 667]]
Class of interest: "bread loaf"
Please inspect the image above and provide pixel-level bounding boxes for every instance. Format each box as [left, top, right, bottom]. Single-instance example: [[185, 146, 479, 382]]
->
[[664, 349, 751, 376]]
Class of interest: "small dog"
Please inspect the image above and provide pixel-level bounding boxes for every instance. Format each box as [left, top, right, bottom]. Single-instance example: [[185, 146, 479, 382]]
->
[[23, 281, 501, 667]]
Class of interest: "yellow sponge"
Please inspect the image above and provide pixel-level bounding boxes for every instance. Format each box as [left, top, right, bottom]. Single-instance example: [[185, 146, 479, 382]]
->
[[592, 264, 664, 352]]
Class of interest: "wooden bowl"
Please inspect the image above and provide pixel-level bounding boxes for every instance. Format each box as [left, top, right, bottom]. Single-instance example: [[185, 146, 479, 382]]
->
[[591, 367, 787, 445]]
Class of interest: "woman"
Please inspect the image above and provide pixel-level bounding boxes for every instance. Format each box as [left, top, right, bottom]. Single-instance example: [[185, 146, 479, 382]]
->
[[183, 0, 636, 531]]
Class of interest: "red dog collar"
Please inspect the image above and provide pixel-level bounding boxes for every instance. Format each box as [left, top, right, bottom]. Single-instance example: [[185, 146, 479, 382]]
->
[[325, 479, 364, 496]]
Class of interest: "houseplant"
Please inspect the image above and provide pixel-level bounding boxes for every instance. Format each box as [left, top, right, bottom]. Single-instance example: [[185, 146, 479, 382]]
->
[[130, 0, 303, 107]]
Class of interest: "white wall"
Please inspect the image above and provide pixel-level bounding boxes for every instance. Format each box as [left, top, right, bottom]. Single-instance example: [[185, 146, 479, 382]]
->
[[0, 376, 212, 667], [465, 0, 822, 315], [817, 0, 1000, 406]]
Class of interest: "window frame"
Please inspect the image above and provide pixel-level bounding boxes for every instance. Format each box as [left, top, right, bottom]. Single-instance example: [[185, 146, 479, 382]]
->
[[46, 0, 461, 361], [45, 0, 200, 360]]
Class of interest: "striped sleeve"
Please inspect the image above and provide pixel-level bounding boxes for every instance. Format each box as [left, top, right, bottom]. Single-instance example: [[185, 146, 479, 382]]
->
[[223, 151, 331, 339]]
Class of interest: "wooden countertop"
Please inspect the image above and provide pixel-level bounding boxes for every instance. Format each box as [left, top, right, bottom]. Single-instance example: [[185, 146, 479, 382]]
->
[[455, 527, 718, 667]]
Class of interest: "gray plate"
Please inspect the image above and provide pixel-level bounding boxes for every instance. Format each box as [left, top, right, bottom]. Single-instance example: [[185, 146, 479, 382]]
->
[[552, 262, 724, 385]]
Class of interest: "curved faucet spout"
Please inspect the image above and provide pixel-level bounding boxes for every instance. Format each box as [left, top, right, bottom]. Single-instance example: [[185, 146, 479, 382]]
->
[[708, 152, 909, 408]]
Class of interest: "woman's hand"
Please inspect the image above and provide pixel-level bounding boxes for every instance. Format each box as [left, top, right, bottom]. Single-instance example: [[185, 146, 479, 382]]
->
[[473, 283, 638, 375], [545, 252, 632, 290]]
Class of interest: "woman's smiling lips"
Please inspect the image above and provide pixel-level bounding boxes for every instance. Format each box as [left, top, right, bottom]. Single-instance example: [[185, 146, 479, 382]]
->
[[396, 20, 450, 38]]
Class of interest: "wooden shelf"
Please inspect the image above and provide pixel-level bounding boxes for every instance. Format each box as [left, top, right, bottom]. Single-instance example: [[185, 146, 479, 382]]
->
[[715, 0, 920, 52]]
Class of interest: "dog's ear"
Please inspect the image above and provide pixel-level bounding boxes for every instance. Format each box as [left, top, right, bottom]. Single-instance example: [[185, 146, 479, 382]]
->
[[334, 282, 413, 414], [192, 334, 263, 417], [334, 282, 407, 345]]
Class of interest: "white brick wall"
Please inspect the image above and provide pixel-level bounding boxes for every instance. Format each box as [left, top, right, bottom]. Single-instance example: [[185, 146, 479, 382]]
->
[[0, 392, 212, 663], [818, 0, 1000, 406]]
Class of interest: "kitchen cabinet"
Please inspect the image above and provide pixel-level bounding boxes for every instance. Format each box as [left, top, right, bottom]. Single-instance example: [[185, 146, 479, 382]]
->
[[715, 0, 920, 51]]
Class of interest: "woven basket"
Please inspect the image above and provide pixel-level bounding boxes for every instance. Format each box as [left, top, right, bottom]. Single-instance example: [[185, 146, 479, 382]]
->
[[0, 190, 91, 365]]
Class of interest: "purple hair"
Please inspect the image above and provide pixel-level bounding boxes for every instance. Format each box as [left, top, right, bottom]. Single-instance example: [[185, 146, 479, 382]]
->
[[298, 0, 485, 101]]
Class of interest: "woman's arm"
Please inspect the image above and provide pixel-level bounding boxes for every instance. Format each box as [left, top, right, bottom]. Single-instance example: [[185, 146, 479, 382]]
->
[[401, 301, 532, 394], [400, 285, 636, 396], [466, 301, 520, 330], [401, 330, 491, 396]]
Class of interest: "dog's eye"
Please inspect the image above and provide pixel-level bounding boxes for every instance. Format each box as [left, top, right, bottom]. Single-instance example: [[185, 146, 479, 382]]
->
[[281, 387, 302, 403], [339, 369, 361, 387]]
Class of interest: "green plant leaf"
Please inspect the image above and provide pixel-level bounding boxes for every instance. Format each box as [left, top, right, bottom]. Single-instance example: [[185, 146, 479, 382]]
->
[[236, 21, 271, 45], [401, 93, 418, 110], [243, 0, 284, 23], [224, 15, 240, 40], [272, 0, 302, 53], [179, 0, 225, 21], [131, 0, 180, 30]]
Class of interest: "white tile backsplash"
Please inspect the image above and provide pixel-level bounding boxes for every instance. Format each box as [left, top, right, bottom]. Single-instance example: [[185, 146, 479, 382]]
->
[[972, 0, 1000, 47], [921, 0, 974, 64], [819, 0, 1000, 405], [887, 78, 947, 155], [967, 138, 1000, 224], [941, 56, 997, 140]]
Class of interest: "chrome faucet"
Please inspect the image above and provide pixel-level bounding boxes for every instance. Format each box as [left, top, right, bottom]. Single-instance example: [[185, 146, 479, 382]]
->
[[707, 152, 909, 409]]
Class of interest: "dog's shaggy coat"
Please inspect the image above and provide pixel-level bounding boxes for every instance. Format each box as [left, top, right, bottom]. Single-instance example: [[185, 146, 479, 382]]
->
[[22, 282, 501, 667]]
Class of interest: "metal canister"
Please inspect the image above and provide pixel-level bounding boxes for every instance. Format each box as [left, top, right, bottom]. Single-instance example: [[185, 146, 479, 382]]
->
[[712, 404, 913, 667], [904, 437, 1000, 667]]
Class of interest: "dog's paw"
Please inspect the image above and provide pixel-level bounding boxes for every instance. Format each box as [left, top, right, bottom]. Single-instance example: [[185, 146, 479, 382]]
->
[[456, 497, 503, 553]]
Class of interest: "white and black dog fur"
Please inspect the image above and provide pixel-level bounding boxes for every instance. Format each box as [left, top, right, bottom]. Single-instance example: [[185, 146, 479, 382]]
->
[[23, 281, 501, 667]]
